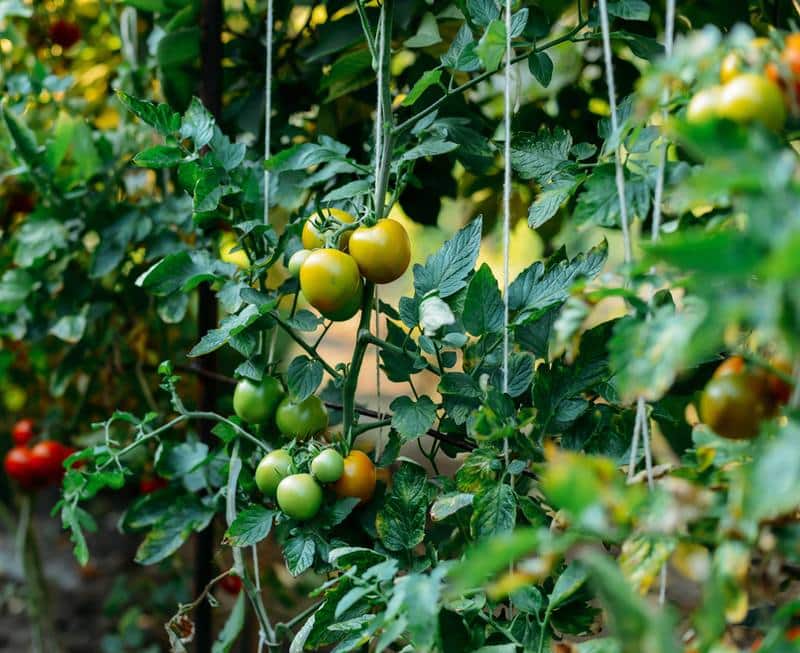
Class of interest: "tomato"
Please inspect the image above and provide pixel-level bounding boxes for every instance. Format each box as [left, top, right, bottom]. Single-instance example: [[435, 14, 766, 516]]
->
[[299, 249, 363, 321], [717, 74, 786, 130], [767, 358, 793, 405], [302, 208, 355, 250], [219, 232, 250, 270], [767, 34, 800, 107], [334, 450, 376, 503], [700, 374, 772, 439], [219, 574, 243, 595], [720, 53, 742, 83], [276, 473, 323, 521], [311, 449, 344, 483], [233, 377, 284, 425], [11, 419, 35, 446], [139, 475, 168, 494], [275, 395, 329, 439], [787, 626, 800, 641], [4, 446, 36, 487], [348, 219, 411, 284], [30, 440, 69, 483], [287, 249, 312, 277], [375, 467, 392, 489], [255, 449, 293, 496], [713, 355, 746, 378], [49, 19, 82, 50], [686, 86, 723, 124]]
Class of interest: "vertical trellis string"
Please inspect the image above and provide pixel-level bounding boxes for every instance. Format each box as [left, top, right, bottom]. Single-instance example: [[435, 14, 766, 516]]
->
[[599, 0, 677, 604], [257, 6, 277, 649], [597, 0, 633, 265], [501, 0, 512, 467]]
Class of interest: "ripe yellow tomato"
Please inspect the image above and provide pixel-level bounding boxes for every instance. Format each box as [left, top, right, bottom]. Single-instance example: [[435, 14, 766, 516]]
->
[[717, 74, 786, 130], [299, 249, 363, 321], [219, 232, 250, 270], [686, 86, 723, 123], [302, 208, 355, 250], [334, 450, 377, 503], [720, 53, 742, 83], [348, 219, 411, 284]]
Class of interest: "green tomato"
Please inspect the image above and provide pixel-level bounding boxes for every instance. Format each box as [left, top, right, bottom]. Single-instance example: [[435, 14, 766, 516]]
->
[[311, 449, 344, 483], [275, 395, 329, 439], [287, 249, 312, 277], [276, 473, 323, 521], [255, 449, 293, 496], [233, 377, 284, 424]]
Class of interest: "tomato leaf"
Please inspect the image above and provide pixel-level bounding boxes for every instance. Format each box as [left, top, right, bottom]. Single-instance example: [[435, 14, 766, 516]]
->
[[287, 355, 324, 401], [226, 506, 275, 547], [389, 395, 437, 441], [376, 463, 430, 551]]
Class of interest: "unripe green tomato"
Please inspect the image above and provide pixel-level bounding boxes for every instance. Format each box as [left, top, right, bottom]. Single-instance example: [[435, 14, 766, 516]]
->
[[255, 449, 293, 496], [311, 449, 344, 483], [276, 473, 323, 521], [287, 249, 312, 277], [275, 395, 329, 439], [233, 377, 284, 424]]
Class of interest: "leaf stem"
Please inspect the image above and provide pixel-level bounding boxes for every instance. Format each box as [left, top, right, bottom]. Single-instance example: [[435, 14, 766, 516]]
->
[[271, 312, 340, 379]]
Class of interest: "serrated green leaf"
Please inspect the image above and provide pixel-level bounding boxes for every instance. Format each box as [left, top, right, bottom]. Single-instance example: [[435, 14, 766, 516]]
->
[[226, 506, 275, 547], [390, 395, 437, 441]]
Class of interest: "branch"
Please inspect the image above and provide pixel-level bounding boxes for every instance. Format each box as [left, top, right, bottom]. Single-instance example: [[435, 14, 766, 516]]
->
[[271, 312, 341, 379], [393, 19, 589, 135]]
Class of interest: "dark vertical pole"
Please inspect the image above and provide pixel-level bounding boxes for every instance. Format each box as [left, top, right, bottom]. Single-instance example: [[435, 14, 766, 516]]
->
[[197, 2, 223, 652]]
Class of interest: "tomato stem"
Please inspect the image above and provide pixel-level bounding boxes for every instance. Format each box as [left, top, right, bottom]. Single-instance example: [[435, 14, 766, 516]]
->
[[344, 282, 376, 447]]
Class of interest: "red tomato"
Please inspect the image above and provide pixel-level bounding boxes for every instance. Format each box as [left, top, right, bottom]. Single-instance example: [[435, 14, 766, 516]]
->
[[139, 475, 168, 494], [29, 440, 69, 484], [4, 446, 37, 489], [11, 419, 35, 445], [219, 574, 243, 595], [48, 19, 82, 50]]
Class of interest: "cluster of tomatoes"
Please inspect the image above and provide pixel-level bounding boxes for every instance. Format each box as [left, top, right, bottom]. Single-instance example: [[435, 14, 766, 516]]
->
[[699, 355, 792, 440], [256, 447, 376, 521], [232, 374, 381, 521], [3, 419, 75, 490], [234, 375, 329, 438], [686, 33, 800, 130], [287, 208, 412, 321]]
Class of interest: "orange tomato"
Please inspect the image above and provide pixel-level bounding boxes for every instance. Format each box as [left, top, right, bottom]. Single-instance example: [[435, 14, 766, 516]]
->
[[334, 450, 377, 503]]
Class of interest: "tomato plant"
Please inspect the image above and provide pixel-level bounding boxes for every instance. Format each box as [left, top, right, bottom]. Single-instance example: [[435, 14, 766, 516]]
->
[[4, 0, 800, 652]]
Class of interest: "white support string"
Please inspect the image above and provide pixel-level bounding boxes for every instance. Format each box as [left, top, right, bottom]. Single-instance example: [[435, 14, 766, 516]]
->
[[263, 0, 274, 226], [374, 286, 384, 461], [373, 6, 386, 215], [600, 0, 677, 605], [597, 0, 632, 265], [501, 0, 512, 468], [651, 0, 676, 241]]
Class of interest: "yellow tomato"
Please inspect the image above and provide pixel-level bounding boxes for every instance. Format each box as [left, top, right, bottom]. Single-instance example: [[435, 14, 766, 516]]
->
[[348, 219, 411, 284], [219, 232, 250, 270], [302, 208, 356, 250], [299, 249, 363, 321]]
